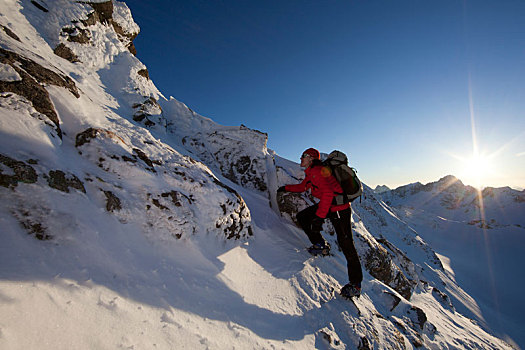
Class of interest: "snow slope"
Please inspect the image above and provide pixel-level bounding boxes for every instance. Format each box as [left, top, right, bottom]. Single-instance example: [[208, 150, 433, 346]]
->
[[379, 176, 525, 348], [0, 1, 520, 349]]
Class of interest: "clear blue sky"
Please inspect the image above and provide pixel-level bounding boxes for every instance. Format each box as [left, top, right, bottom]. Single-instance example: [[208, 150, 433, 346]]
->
[[124, 0, 525, 190]]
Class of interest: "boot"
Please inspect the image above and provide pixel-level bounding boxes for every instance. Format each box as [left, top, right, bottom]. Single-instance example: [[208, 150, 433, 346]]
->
[[307, 242, 330, 256]]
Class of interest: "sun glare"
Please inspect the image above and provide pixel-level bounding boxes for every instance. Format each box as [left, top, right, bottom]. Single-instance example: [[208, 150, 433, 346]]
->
[[461, 154, 492, 188]]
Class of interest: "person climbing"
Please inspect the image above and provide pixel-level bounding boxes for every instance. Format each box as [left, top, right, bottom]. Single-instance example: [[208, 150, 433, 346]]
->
[[277, 147, 363, 298]]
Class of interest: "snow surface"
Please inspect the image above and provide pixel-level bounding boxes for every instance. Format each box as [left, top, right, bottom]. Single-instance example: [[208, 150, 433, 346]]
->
[[0, 62, 21, 81], [0, 1, 522, 349]]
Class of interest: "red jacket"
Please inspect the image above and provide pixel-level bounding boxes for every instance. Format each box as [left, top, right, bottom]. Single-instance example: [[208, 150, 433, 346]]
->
[[285, 164, 350, 218]]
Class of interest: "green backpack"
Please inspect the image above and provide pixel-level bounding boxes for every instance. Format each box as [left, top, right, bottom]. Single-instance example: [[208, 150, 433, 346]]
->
[[323, 150, 363, 204]]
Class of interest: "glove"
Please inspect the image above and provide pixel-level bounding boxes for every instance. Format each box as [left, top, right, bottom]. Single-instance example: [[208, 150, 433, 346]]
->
[[277, 186, 287, 193], [311, 215, 324, 232]]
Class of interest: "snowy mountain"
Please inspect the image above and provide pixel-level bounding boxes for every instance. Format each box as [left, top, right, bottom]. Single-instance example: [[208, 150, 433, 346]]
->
[[373, 185, 391, 194], [0, 1, 521, 349], [378, 175, 525, 348]]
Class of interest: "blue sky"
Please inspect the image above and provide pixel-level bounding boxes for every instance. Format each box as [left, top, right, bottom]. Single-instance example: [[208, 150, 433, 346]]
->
[[124, 0, 525, 190]]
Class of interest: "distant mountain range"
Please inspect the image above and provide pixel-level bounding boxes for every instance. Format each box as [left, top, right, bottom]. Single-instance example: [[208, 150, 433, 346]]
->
[[377, 175, 525, 229], [373, 175, 525, 347]]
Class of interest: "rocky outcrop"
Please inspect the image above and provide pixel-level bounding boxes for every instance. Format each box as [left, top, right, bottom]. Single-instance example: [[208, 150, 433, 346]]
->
[[137, 69, 149, 80], [132, 97, 162, 126], [61, 26, 91, 44], [53, 43, 80, 63], [181, 125, 270, 193], [73, 127, 253, 241], [80, 0, 139, 55], [0, 48, 79, 138], [1, 24, 21, 42], [362, 241, 413, 300], [52, 1, 139, 63], [0, 154, 38, 189], [103, 190, 121, 212], [46, 170, 86, 193]]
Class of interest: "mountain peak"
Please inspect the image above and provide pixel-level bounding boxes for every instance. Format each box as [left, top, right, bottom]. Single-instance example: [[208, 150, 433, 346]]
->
[[436, 174, 460, 184], [374, 184, 391, 193]]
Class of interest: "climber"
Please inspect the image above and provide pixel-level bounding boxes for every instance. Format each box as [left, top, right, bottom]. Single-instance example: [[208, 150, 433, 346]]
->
[[277, 148, 363, 298]]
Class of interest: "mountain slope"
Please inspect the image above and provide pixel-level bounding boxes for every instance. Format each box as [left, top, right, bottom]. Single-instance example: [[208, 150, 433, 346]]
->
[[379, 175, 525, 347], [0, 1, 518, 349]]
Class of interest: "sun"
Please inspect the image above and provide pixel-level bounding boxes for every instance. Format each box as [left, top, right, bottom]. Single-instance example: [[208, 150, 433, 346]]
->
[[460, 154, 492, 188]]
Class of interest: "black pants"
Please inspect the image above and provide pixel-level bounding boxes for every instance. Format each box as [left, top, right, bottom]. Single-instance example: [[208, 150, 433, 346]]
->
[[296, 204, 363, 285]]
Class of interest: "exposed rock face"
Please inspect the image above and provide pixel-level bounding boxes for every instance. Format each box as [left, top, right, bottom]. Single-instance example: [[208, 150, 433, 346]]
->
[[137, 69, 149, 80], [81, 0, 138, 55], [1, 25, 21, 41], [132, 97, 162, 126], [0, 154, 38, 189], [85, 1, 114, 25], [361, 241, 413, 300], [103, 190, 121, 212], [61, 26, 91, 44], [276, 191, 313, 225], [53, 43, 80, 63], [46, 170, 86, 193], [0, 48, 80, 138], [30, 0, 48, 12], [11, 206, 52, 241], [72, 127, 253, 241], [181, 125, 270, 193]]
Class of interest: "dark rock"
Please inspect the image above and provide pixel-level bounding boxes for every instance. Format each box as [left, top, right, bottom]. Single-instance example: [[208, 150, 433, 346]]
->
[[364, 244, 412, 300], [0, 154, 38, 188], [81, 1, 114, 25], [54, 43, 80, 63], [46, 170, 86, 193], [133, 148, 156, 171], [30, 0, 48, 12], [276, 191, 311, 226], [80, 1, 138, 55], [151, 198, 169, 210], [432, 287, 455, 311], [112, 21, 138, 55], [1, 25, 20, 41], [132, 113, 146, 122], [0, 49, 79, 97], [75, 127, 100, 147], [12, 207, 52, 240], [103, 190, 121, 212], [75, 127, 101, 147], [21, 219, 51, 240], [358, 337, 371, 350], [132, 97, 161, 125], [161, 191, 184, 206], [137, 69, 149, 79], [62, 26, 91, 44], [0, 48, 80, 138]]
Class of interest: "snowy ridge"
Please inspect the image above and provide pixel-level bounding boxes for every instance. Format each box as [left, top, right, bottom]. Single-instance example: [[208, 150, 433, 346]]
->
[[0, 1, 520, 349]]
